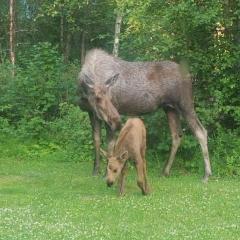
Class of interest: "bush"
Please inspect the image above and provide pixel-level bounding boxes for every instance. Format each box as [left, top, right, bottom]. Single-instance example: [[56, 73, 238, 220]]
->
[[209, 129, 240, 176], [0, 42, 79, 126], [48, 103, 93, 162], [0, 117, 14, 135]]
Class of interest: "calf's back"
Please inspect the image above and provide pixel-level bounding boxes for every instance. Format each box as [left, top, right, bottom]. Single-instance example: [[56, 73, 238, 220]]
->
[[114, 118, 146, 158]]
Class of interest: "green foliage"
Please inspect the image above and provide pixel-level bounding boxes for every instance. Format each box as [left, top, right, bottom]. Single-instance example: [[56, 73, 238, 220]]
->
[[16, 42, 69, 119], [0, 42, 79, 125], [17, 117, 48, 139], [210, 129, 240, 176], [48, 103, 93, 161], [0, 117, 13, 135], [0, 134, 61, 162]]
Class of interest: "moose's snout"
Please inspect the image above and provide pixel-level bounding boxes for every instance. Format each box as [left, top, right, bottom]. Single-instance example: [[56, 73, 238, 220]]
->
[[106, 101, 121, 130], [115, 116, 122, 130], [108, 118, 121, 131]]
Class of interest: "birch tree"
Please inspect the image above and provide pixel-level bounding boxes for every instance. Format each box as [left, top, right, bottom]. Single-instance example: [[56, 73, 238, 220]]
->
[[9, 0, 16, 68], [112, 10, 122, 57]]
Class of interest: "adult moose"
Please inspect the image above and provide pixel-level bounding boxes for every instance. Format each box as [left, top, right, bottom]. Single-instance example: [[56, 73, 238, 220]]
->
[[78, 49, 212, 182]]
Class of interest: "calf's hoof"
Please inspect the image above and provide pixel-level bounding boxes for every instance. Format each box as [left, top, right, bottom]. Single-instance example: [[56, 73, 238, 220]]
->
[[118, 191, 126, 197], [142, 190, 150, 196]]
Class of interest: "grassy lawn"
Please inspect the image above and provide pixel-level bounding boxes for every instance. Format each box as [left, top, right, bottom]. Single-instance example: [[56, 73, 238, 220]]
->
[[1, 156, 240, 240]]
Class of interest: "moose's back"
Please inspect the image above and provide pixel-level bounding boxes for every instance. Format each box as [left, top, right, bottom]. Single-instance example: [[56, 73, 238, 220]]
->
[[80, 48, 193, 115]]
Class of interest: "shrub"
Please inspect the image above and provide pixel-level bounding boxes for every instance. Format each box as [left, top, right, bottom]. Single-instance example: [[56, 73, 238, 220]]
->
[[48, 103, 93, 162], [0, 42, 79, 126], [209, 129, 240, 176]]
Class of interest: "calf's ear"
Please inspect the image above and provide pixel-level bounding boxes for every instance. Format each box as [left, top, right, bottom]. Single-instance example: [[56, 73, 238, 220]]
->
[[119, 150, 128, 162]]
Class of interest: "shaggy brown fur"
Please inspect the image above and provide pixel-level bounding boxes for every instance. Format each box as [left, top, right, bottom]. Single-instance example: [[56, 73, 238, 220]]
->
[[78, 48, 212, 182]]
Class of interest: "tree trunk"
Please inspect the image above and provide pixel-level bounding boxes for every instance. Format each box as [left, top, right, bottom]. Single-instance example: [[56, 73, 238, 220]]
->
[[64, 31, 71, 63], [112, 11, 122, 57], [231, 1, 240, 69], [9, 0, 16, 69], [81, 31, 85, 65], [0, 43, 2, 64], [234, 17, 240, 70], [60, 6, 64, 53]]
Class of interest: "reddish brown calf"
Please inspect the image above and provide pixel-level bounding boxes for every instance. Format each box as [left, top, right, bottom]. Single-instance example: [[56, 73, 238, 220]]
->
[[101, 118, 150, 196]]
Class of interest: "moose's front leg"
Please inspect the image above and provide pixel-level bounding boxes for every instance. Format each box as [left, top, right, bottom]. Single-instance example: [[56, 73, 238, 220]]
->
[[89, 112, 102, 176], [106, 125, 116, 155]]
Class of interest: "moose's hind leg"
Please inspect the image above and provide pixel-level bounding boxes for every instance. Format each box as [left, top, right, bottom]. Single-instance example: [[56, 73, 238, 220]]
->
[[162, 110, 182, 176], [184, 111, 212, 182]]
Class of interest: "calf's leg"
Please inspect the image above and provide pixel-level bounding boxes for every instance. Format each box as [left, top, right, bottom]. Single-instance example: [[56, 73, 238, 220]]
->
[[135, 155, 149, 195], [118, 163, 128, 196], [143, 160, 150, 194]]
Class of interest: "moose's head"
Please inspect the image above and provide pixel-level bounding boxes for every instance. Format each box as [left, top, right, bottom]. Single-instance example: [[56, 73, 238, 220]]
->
[[82, 73, 121, 131]]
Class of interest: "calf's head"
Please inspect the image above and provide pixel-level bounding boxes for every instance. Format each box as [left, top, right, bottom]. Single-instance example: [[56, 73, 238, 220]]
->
[[82, 73, 121, 131], [100, 149, 128, 187]]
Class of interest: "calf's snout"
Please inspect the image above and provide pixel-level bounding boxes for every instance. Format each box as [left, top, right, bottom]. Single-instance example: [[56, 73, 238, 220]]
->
[[107, 180, 114, 187]]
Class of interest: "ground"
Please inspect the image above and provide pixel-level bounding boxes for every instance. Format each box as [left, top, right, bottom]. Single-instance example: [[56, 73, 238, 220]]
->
[[0, 157, 240, 240]]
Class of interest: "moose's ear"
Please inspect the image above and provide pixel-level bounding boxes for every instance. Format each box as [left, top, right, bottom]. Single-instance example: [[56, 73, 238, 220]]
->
[[105, 73, 119, 88], [119, 150, 128, 162], [100, 148, 108, 158], [83, 74, 94, 89]]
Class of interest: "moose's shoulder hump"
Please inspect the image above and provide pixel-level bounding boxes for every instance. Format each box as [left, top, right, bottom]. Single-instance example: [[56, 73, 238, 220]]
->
[[85, 48, 110, 59]]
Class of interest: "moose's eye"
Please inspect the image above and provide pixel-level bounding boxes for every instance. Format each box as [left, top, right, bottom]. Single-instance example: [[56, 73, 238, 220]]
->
[[113, 169, 117, 173]]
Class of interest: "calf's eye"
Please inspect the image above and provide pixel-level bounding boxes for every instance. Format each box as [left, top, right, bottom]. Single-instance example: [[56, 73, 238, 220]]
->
[[113, 169, 117, 173]]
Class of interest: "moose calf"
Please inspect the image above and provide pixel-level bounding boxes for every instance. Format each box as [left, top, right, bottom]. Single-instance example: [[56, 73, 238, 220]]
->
[[101, 118, 150, 196]]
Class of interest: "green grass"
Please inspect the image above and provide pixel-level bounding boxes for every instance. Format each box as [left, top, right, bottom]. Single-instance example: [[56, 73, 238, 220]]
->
[[1, 156, 240, 240]]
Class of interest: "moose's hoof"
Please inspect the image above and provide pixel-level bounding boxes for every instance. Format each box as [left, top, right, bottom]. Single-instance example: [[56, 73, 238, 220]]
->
[[202, 177, 208, 184], [202, 170, 212, 183], [162, 170, 170, 177], [202, 175, 211, 183], [92, 168, 100, 176]]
